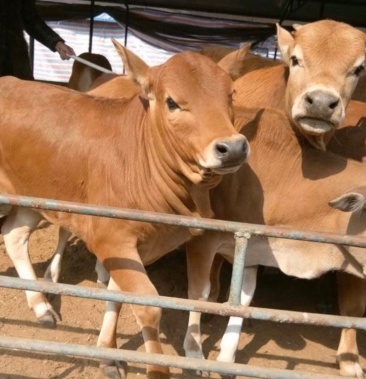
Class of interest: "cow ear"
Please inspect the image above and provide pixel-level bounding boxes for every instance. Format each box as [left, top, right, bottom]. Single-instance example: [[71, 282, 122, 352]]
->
[[276, 24, 294, 65], [218, 44, 251, 80], [329, 192, 366, 213], [111, 38, 149, 91]]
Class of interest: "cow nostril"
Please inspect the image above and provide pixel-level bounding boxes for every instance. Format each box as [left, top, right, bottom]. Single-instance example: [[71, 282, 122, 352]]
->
[[329, 99, 340, 109], [305, 95, 313, 105], [215, 142, 229, 157]]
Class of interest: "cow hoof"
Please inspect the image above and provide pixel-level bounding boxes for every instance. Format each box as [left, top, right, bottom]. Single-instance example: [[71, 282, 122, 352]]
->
[[339, 362, 365, 378], [100, 362, 127, 379], [38, 310, 59, 328]]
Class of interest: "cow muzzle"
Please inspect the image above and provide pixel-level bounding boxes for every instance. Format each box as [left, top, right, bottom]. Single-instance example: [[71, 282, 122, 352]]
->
[[292, 88, 344, 149], [200, 135, 249, 174]]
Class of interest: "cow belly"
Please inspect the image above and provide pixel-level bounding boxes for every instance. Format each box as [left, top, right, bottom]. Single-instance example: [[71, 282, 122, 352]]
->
[[247, 237, 366, 279]]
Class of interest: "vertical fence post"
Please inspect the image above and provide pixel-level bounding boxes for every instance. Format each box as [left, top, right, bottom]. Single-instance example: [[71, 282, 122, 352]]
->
[[228, 231, 250, 306]]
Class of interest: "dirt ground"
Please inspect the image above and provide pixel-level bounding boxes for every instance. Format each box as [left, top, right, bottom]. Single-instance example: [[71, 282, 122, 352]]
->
[[0, 223, 365, 379]]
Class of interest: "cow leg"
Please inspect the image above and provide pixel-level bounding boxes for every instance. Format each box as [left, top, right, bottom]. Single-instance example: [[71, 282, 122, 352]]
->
[[2, 207, 60, 328], [44, 228, 72, 283], [97, 277, 126, 379], [130, 302, 168, 378], [98, 251, 169, 379], [43, 231, 110, 289], [183, 238, 219, 362], [217, 266, 258, 368], [337, 272, 366, 378]]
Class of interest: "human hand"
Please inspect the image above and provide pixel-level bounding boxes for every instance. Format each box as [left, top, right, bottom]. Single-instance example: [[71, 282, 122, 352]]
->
[[55, 41, 76, 60]]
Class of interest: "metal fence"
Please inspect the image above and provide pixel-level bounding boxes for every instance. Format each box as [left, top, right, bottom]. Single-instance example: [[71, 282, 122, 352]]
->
[[0, 193, 365, 379]]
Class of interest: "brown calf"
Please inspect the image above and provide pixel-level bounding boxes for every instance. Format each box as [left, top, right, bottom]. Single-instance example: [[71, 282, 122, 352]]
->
[[0, 40, 249, 378]]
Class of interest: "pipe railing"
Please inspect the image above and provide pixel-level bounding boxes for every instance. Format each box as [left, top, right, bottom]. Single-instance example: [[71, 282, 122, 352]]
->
[[0, 193, 364, 378]]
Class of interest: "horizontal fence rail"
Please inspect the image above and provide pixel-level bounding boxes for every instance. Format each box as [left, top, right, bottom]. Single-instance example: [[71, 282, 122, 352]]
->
[[1, 275, 365, 330], [0, 193, 365, 378], [1, 194, 366, 247], [0, 336, 345, 379]]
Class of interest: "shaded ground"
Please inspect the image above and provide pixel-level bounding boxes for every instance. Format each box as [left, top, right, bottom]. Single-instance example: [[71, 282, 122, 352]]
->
[[0, 223, 365, 378]]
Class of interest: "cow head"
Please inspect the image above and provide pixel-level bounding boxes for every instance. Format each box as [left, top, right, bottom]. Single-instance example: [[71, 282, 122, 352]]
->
[[112, 39, 249, 185], [277, 20, 366, 150]]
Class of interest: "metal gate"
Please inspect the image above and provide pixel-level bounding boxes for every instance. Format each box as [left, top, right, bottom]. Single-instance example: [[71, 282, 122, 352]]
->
[[0, 193, 365, 379]]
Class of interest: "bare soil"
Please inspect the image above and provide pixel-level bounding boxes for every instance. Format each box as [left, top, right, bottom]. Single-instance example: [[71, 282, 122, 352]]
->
[[0, 223, 365, 379]]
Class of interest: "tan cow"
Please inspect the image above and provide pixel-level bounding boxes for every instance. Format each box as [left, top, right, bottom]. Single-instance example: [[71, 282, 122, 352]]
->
[[183, 106, 366, 378], [227, 24, 366, 371], [0, 40, 249, 378], [233, 20, 366, 151], [212, 20, 366, 379]]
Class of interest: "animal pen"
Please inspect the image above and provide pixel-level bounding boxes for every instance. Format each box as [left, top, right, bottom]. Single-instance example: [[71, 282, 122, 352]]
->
[[0, 193, 365, 379]]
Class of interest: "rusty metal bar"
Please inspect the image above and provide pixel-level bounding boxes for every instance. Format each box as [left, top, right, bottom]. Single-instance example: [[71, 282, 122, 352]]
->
[[0, 335, 344, 379], [229, 232, 250, 305], [0, 194, 366, 248], [1, 275, 365, 330]]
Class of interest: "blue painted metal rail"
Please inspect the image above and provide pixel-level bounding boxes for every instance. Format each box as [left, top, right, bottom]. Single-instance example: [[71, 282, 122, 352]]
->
[[0, 193, 364, 378]]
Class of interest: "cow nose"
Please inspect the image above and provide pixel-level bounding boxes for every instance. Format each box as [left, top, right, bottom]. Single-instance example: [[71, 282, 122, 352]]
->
[[214, 137, 248, 164], [304, 90, 340, 117]]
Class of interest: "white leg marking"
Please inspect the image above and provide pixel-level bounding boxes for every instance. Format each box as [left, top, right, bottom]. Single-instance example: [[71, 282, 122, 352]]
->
[[218, 266, 258, 363], [97, 277, 121, 349], [2, 208, 53, 320]]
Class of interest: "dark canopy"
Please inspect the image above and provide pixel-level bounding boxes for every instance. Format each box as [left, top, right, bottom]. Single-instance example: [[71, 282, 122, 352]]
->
[[36, 0, 366, 52]]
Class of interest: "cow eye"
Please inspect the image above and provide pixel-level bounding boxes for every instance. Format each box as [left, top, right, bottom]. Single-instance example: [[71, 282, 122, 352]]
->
[[166, 97, 180, 111], [290, 56, 299, 67], [353, 65, 365, 77]]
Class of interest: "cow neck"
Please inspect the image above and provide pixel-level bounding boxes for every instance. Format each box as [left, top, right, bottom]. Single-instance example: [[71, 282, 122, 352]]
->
[[124, 95, 215, 220]]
